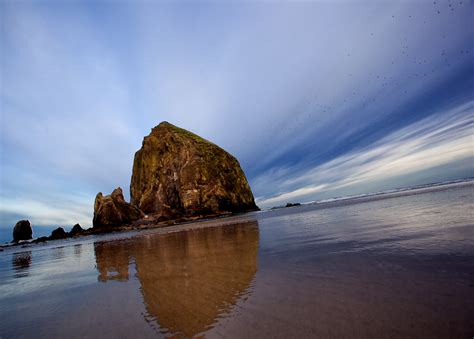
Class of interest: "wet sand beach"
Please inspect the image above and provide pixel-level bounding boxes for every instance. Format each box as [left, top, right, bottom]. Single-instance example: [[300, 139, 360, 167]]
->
[[0, 182, 473, 338]]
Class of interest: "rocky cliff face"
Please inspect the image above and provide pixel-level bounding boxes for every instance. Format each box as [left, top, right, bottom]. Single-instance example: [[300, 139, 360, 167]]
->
[[130, 122, 258, 219], [93, 187, 143, 228]]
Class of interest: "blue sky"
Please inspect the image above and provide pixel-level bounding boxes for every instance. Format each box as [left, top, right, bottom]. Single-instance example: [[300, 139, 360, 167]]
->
[[1, 0, 473, 229]]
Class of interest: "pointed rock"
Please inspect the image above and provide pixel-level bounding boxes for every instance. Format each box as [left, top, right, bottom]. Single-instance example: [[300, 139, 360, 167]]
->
[[93, 187, 143, 228], [69, 223, 85, 236]]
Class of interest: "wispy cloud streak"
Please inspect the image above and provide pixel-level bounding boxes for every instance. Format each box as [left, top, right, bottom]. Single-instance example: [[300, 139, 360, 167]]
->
[[256, 102, 473, 207]]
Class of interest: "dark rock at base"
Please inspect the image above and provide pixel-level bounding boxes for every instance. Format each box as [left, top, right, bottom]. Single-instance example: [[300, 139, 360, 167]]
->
[[50, 227, 67, 239], [12, 220, 33, 243], [285, 202, 301, 208], [130, 121, 259, 219], [69, 223, 85, 236], [34, 236, 49, 243], [93, 187, 144, 229]]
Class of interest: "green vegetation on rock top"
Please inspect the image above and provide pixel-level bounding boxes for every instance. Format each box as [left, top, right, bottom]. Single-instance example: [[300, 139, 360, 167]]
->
[[153, 121, 219, 148]]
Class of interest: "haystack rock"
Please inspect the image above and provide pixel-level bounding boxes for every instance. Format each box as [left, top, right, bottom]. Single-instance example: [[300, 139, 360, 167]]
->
[[93, 187, 143, 228], [130, 122, 258, 219], [12, 220, 33, 242]]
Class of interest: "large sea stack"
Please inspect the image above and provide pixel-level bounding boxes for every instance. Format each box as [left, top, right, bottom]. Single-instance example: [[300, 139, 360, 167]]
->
[[130, 122, 258, 219]]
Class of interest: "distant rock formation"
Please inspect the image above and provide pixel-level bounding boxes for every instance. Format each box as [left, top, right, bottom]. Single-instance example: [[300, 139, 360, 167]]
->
[[8, 221, 88, 246], [130, 122, 258, 220], [12, 220, 32, 242], [34, 236, 49, 243], [285, 202, 301, 208], [93, 187, 143, 228], [69, 223, 85, 236], [29, 223, 88, 244], [50, 227, 67, 239]]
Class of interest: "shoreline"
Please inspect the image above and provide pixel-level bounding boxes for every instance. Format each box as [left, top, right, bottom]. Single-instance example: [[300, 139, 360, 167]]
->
[[0, 210, 261, 251], [2, 178, 472, 250]]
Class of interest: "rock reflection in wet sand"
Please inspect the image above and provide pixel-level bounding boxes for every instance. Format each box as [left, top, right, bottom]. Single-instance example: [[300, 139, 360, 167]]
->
[[73, 243, 82, 257], [95, 241, 131, 282], [12, 251, 32, 278], [94, 221, 259, 337]]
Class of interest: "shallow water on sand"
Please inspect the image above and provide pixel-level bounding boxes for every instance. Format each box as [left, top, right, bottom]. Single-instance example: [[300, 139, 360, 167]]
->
[[0, 183, 473, 338]]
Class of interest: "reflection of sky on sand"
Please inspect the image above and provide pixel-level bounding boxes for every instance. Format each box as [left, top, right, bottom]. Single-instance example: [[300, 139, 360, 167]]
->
[[258, 184, 474, 258], [94, 221, 259, 337], [0, 240, 97, 300]]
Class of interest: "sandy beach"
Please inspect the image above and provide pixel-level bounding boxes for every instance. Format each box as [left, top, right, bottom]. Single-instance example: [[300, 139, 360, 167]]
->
[[1, 182, 473, 338]]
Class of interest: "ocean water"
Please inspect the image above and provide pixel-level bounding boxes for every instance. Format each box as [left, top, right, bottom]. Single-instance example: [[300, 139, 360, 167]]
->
[[0, 182, 473, 338]]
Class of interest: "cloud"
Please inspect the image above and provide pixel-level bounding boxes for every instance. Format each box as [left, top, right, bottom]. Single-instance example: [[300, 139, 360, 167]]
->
[[256, 101, 474, 207], [0, 193, 92, 228]]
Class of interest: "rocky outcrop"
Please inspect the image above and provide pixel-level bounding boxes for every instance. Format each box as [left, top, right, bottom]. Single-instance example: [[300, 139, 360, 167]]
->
[[130, 122, 258, 219], [285, 202, 301, 208], [12, 220, 32, 242], [50, 227, 67, 239], [7, 221, 88, 246], [30, 224, 88, 244], [93, 187, 143, 229], [69, 223, 85, 236]]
